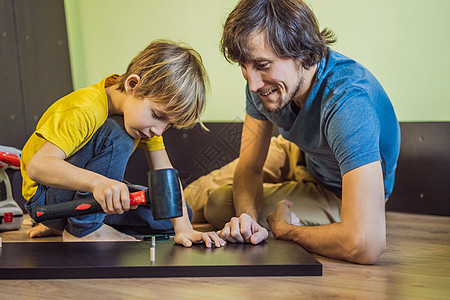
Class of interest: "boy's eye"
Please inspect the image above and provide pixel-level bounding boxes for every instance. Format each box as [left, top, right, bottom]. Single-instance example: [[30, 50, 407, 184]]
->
[[152, 111, 162, 119]]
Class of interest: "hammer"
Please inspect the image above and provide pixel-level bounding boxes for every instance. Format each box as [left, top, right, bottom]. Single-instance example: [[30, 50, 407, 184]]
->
[[30, 168, 183, 222]]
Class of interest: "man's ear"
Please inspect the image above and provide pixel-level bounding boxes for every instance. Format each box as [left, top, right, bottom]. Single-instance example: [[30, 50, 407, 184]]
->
[[125, 74, 141, 94]]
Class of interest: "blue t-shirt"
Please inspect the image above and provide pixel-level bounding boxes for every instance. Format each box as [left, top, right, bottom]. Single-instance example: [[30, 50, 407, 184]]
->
[[246, 50, 400, 197]]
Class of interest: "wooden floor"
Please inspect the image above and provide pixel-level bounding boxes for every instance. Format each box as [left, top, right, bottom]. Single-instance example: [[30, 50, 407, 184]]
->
[[1, 211, 449, 299]]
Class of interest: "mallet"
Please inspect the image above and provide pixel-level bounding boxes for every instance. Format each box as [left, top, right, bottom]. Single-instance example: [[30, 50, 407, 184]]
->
[[30, 168, 183, 222]]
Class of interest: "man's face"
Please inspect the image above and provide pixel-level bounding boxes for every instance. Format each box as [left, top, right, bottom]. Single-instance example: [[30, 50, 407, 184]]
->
[[240, 31, 305, 113]]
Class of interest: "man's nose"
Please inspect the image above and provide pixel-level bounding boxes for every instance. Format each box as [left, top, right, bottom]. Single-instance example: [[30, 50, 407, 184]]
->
[[246, 68, 265, 92]]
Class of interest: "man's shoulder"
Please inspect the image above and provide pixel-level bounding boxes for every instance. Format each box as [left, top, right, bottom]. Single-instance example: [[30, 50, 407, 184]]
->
[[322, 51, 372, 87], [317, 50, 385, 108]]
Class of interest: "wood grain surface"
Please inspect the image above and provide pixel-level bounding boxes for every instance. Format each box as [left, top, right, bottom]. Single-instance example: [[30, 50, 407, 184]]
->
[[1, 212, 449, 299]]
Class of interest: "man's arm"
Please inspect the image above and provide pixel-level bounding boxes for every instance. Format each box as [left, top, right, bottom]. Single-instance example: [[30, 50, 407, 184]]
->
[[267, 161, 386, 264], [233, 113, 273, 219], [217, 114, 273, 244]]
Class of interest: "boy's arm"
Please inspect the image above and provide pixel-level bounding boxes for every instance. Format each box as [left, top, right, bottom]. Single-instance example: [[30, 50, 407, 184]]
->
[[267, 160, 386, 264], [145, 149, 191, 233], [27, 141, 132, 214], [145, 149, 226, 248]]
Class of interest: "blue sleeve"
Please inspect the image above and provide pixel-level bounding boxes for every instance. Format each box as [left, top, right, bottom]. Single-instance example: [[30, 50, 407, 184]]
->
[[324, 93, 381, 176], [245, 84, 267, 121]]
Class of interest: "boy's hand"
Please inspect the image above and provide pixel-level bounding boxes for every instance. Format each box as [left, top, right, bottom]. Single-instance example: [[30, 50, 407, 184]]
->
[[174, 229, 226, 248], [92, 178, 134, 214]]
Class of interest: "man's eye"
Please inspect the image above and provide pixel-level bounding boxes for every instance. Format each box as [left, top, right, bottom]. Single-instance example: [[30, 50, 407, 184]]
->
[[152, 111, 162, 119], [256, 62, 269, 69]]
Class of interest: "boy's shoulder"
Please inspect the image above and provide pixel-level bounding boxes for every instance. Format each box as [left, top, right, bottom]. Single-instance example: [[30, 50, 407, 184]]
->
[[49, 75, 115, 115], [70, 75, 115, 107]]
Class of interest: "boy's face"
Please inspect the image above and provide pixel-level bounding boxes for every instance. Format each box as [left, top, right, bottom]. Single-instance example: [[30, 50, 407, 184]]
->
[[122, 94, 171, 139], [239, 31, 305, 113]]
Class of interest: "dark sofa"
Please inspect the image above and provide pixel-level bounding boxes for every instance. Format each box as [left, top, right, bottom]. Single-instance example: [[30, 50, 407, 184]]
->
[[11, 122, 450, 217], [125, 122, 450, 217]]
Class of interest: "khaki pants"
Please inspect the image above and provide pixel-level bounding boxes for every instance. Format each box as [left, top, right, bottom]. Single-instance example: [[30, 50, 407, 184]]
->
[[184, 135, 342, 230]]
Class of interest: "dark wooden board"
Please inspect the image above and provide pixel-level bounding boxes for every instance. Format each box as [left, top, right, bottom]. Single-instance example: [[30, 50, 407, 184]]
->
[[0, 237, 321, 279]]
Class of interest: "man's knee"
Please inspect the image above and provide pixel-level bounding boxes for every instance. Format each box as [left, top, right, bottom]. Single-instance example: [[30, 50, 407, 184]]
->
[[204, 184, 235, 229]]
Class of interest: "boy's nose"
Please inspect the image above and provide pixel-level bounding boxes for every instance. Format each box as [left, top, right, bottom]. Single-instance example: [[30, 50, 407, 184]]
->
[[151, 127, 163, 137], [151, 123, 169, 137]]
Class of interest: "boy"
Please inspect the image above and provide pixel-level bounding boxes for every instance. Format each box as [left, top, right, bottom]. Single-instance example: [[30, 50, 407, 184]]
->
[[21, 40, 225, 247]]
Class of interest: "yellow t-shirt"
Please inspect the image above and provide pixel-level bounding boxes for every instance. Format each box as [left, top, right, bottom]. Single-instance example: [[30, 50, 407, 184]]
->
[[21, 74, 165, 201]]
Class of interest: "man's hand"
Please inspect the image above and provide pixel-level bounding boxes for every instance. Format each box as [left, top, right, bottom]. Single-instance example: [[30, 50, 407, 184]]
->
[[266, 200, 293, 239], [174, 229, 226, 248], [217, 213, 268, 244]]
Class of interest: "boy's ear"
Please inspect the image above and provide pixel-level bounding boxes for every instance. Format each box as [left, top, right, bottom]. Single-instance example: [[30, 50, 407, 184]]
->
[[125, 74, 141, 94]]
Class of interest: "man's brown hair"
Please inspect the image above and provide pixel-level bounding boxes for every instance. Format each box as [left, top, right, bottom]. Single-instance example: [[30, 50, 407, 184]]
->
[[221, 0, 336, 69]]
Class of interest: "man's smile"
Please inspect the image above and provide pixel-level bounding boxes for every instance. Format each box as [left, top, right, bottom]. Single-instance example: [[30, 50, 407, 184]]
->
[[259, 87, 277, 97]]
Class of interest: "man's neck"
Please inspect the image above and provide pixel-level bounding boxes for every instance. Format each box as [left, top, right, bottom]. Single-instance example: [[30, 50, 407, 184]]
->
[[293, 63, 318, 110]]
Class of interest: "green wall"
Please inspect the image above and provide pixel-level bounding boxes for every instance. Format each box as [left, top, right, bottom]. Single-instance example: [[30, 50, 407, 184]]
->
[[64, 0, 450, 122]]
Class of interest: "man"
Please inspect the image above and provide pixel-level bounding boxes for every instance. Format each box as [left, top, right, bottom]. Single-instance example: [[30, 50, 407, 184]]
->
[[202, 0, 400, 264]]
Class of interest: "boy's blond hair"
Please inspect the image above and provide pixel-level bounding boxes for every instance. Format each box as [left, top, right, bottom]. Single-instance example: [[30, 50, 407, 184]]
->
[[116, 40, 208, 129]]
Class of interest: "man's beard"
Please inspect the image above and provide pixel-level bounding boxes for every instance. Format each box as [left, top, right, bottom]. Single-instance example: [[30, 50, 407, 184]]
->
[[262, 76, 305, 114]]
